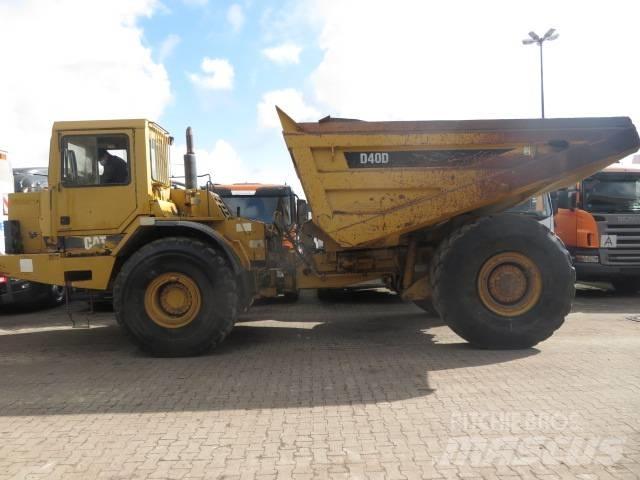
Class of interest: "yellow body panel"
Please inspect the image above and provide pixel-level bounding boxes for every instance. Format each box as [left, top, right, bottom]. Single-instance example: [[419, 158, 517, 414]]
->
[[0, 253, 115, 290], [218, 218, 266, 263], [279, 109, 640, 247], [0, 119, 270, 292], [7, 192, 47, 252]]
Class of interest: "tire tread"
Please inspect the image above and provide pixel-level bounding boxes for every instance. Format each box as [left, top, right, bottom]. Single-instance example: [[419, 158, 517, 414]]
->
[[430, 215, 574, 348], [113, 237, 237, 356]]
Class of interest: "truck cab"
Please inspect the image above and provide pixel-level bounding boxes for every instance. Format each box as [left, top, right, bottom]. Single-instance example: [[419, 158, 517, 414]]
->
[[554, 158, 640, 293], [211, 183, 296, 227], [210, 183, 300, 300]]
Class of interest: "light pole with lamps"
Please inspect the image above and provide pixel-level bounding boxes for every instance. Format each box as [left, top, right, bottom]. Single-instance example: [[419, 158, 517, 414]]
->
[[522, 28, 559, 119]]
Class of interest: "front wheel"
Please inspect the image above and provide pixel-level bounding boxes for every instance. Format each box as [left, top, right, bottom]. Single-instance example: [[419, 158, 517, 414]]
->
[[113, 237, 238, 357], [431, 214, 574, 349]]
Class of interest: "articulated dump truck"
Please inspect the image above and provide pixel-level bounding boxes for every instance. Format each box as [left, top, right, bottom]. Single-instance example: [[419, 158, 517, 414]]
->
[[0, 111, 638, 356]]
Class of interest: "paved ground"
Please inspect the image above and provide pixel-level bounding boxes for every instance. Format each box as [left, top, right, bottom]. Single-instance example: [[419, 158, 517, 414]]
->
[[0, 289, 638, 479]]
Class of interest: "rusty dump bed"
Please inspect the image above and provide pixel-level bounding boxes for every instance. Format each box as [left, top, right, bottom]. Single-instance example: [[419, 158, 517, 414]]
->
[[278, 108, 640, 247]]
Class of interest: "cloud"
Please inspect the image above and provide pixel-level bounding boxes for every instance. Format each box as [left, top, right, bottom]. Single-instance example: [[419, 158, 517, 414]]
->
[[257, 89, 320, 128], [171, 140, 243, 183], [227, 4, 245, 32], [158, 34, 181, 62], [182, 0, 208, 6], [189, 58, 235, 90], [308, 0, 640, 126], [262, 43, 302, 65], [0, 0, 171, 168], [171, 140, 302, 193]]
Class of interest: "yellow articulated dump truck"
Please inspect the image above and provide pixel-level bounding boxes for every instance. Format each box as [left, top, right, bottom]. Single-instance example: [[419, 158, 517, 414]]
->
[[0, 111, 638, 356]]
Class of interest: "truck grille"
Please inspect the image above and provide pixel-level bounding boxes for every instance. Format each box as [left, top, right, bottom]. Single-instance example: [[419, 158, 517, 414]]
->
[[596, 214, 640, 265]]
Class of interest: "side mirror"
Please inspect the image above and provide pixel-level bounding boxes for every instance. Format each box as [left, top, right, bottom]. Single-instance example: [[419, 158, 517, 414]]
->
[[296, 199, 309, 225]]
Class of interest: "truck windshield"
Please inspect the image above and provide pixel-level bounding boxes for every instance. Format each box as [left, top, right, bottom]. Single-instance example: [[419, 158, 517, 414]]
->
[[221, 195, 292, 225], [583, 173, 640, 213], [509, 194, 552, 219]]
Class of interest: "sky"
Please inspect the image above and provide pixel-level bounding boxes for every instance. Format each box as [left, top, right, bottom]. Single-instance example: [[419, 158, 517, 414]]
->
[[1, 0, 639, 195]]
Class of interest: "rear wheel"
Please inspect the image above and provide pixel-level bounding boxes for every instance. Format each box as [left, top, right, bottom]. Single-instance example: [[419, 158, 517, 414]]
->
[[113, 237, 237, 357], [611, 279, 640, 295], [431, 214, 574, 349]]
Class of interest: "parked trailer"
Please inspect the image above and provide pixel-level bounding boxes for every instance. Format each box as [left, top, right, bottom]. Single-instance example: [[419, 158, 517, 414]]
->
[[0, 112, 638, 356]]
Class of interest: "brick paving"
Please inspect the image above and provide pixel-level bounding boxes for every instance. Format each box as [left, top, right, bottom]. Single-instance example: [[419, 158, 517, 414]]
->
[[0, 288, 638, 479]]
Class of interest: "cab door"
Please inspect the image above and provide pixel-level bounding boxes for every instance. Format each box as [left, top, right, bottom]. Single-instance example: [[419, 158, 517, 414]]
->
[[53, 130, 138, 236]]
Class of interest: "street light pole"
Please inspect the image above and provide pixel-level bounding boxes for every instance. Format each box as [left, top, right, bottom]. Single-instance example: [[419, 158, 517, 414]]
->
[[522, 29, 559, 119], [539, 41, 544, 118]]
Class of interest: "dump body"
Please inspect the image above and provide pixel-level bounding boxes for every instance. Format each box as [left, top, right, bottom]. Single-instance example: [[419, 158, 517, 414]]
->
[[279, 109, 640, 247]]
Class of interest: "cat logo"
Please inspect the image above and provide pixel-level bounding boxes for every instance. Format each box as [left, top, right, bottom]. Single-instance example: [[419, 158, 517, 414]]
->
[[84, 235, 107, 250], [600, 234, 617, 248]]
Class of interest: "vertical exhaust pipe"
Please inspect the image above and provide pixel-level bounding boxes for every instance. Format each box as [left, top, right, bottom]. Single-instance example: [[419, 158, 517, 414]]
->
[[184, 126, 197, 189]]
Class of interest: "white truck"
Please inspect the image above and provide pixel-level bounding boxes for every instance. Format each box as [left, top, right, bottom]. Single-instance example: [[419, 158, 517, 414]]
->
[[0, 151, 64, 306]]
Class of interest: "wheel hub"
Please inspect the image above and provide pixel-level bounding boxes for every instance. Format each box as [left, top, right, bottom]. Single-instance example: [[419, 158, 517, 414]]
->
[[487, 264, 528, 304], [144, 273, 201, 328], [477, 252, 542, 317]]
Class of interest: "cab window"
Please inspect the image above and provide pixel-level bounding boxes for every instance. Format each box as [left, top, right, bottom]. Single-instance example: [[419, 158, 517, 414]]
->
[[62, 135, 129, 186]]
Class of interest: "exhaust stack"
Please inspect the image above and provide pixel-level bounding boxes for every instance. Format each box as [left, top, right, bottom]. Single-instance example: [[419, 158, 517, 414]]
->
[[184, 126, 197, 189]]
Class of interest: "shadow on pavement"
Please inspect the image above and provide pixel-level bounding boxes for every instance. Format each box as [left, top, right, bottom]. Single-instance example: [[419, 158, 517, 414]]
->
[[0, 291, 538, 416], [0, 302, 60, 316], [573, 286, 640, 314]]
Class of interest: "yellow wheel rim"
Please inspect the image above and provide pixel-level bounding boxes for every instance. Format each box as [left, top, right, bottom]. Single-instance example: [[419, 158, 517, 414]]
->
[[144, 272, 202, 328], [477, 252, 542, 317]]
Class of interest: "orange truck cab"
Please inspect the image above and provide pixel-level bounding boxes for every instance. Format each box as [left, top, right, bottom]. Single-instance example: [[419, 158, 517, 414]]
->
[[553, 157, 640, 293]]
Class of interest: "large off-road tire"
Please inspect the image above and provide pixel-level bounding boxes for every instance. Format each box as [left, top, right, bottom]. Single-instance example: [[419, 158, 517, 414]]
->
[[611, 279, 640, 295], [431, 214, 574, 349], [113, 237, 237, 357]]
